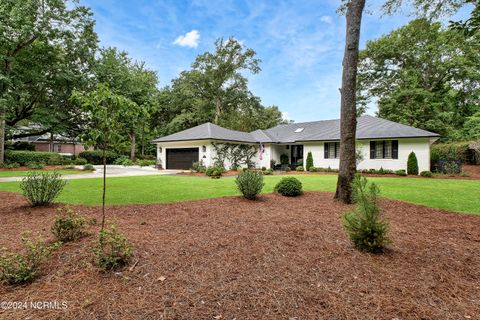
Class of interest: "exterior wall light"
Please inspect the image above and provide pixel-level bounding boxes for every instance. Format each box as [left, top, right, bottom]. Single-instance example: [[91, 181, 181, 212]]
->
[[202, 145, 206, 152]]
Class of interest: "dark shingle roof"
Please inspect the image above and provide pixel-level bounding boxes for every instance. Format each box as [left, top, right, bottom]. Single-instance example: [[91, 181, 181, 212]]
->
[[153, 115, 439, 144], [152, 122, 257, 143]]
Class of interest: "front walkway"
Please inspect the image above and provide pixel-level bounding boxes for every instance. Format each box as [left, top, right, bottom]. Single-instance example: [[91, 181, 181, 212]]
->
[[0, 165, 182, 182]]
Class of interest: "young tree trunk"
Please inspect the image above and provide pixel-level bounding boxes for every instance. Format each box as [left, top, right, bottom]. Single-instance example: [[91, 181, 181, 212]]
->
[[334, 0, 366, 204], [129, 130, 136, 161], [101, 146, 107, 232]]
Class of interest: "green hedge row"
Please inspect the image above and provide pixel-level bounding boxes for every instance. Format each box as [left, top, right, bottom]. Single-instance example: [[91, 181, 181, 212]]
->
[[5, 150, 63, 166], [431, 141, 475, 164], [78, 150, 119, 165]]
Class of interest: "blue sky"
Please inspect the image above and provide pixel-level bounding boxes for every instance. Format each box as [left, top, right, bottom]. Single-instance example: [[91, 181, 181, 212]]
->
[[80, 0, 471, 123]]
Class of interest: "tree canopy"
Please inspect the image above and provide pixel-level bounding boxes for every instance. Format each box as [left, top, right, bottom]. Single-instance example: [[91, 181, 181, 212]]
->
[[0, 0, 97, 162], [156, 38, 286, 135], [358, 18, 480, 140]]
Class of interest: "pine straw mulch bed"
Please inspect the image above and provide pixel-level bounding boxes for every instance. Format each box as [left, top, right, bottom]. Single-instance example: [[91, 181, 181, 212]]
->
[[0, 191, 479, 320]]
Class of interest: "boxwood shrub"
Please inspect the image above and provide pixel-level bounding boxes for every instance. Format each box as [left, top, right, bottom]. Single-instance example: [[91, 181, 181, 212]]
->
[[78, 150, 119, 165], [235, 170, 264, 200], [274, 177, 303, 197], [5, 150, 62, 166]]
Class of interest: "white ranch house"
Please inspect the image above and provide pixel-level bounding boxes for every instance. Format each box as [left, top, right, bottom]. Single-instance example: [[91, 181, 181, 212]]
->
[[153, 115, 439, 173]]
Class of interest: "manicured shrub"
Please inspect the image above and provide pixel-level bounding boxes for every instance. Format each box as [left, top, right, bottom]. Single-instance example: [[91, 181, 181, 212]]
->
[[395, 169, 407, 176], [20, 172, 67, 206], [191, 161, 206, 172], [420, 170, 433, 177], [306, 152, 314, 171], [63, 164, 76, 170], [51, 207, 87, 242], [261, 166, 267, 171], [206, 166, 225, 178], [308, 166, 317, 172], [297, 159, 303, 166], [78, 150, 119, 165], [407, 152, 419, 175], [3, 162, 20, 169], [431, 141, 472, 163], [295, 166, 304, 171], [26, 161, 45, 169], [5, 150, 62, 166], [236, 170, 264, 200], [285, 167, 291, 172], [74, 157, 88, 165], [0, 233, 59, 285], [274, 177, 303, 197], [342, 175, 390, 253], [93, 225, 132, 271], [83, 164, 95, 171], [407, 158, 419, 175], [280, 154, 289, 165], [262, 168, 273, 175]]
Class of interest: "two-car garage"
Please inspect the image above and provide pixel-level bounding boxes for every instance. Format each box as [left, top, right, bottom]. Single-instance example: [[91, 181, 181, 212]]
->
[[165, 148, 199, 170]]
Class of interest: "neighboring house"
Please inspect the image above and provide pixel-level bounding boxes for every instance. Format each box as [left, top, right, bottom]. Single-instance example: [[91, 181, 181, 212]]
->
[[13, 131, 88, 157], [153, 115, 439, 172]]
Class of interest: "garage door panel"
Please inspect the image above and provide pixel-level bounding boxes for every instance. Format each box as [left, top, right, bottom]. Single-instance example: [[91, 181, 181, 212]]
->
[[166, 148, 199, 169]]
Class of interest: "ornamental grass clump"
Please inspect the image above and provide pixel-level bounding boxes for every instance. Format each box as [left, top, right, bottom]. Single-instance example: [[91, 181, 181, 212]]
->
[[236, 170, 264, 200], [93, 225, 132, 271], [0, 233, 59, 285], [342, 175, 390, 253], [20, 171, 67, 206]]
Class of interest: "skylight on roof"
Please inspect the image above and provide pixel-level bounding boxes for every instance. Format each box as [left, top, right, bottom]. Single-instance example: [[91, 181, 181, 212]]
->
[[294, 128, 304, 133]]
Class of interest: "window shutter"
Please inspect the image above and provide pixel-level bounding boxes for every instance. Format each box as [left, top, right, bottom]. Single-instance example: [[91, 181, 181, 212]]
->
[[370, 141, 376, 159], [392, 140, 398, 159], [324, 143, 329, 159]]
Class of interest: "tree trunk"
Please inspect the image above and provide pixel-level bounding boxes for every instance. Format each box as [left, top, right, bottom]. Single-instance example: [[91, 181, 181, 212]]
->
[[0, 108, 5, 164], [141, 123, 145, 158], [129, 130, 136, 161], [334, 0, 366, 204], [50, 132, 54, 152], [214, 96, 221, 124]]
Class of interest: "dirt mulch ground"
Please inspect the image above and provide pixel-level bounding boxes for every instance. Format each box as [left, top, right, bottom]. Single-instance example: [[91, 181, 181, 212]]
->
[[0, 192, 479, 320]]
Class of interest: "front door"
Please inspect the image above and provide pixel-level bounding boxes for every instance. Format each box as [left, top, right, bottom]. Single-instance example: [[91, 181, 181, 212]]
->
[[290, 145, 304, 165]]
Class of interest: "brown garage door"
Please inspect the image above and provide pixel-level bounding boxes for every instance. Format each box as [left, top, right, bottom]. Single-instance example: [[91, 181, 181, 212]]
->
[[166, 148, 199, 169]]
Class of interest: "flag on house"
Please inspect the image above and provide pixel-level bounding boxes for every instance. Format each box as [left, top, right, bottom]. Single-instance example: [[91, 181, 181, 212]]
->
[[259, 143, 264, 160]]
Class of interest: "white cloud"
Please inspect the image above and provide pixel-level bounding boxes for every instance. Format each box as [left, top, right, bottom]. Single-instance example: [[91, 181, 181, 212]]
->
[[320, 15, 332, 24], [281, 112, 291, 121], [173, 30, 200, 48]]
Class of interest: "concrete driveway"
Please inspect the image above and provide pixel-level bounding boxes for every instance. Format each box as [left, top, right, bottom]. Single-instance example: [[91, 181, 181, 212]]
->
[[0, 165, 182, 182]]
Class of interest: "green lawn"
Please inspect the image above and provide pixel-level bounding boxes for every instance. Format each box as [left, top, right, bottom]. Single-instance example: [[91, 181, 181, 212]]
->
[[0, 170, 86, 178], [0, 174, 478, 214]]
